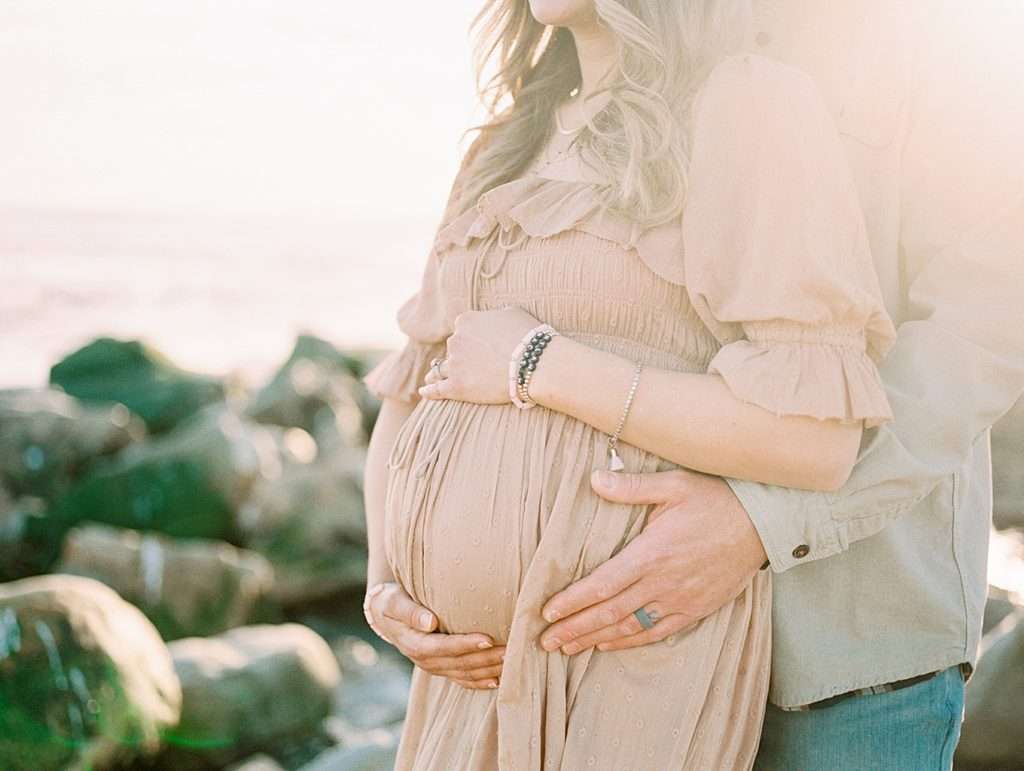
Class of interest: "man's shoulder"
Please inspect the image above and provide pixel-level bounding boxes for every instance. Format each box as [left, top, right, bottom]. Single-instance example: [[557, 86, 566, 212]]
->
[[696, 53, 823, 125]]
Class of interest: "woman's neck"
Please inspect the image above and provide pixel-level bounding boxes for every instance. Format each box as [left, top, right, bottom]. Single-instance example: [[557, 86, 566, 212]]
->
[[566, 16, 617, 99]]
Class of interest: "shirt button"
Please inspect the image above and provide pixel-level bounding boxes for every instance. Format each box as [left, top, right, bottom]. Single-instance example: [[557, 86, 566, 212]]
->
[[756, 30, 773, 47], [792, 544, 810, 559]]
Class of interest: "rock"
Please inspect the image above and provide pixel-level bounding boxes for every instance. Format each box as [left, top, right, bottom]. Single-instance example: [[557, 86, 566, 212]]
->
[[983, 585, 1023, 637], [56, 524, 275, 640], [988, 528, 1024, 593], [329, 636, 409, 734], [0, 486, 54, 580], [0, 573, 181, 771], [992, 394, 1024, 530], [244, 334, 370, 453], [955, 612, 1024, 769], [238, 452, 368, 605], [224, 753, 286, 771], [297, 741, 398, 771], [0, 387, 143, 500], [49, 337, 226, 435], [984, 528, 1024, 637], [162, 623, 341, 768], [50, 404, 291, 542]]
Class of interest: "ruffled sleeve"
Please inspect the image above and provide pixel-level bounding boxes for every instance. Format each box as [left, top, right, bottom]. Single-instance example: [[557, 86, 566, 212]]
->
[[362, 140, 485, 403], [682, 54, 898, 428], [361, 245, 450, 404]]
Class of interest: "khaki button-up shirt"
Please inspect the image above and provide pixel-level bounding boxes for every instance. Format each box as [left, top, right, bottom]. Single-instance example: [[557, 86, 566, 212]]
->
[[736, 0, 1024, 707]]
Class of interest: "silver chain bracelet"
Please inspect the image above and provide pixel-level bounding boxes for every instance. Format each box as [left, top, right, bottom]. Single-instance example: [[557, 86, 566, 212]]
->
[[606, 361, 643, 471]]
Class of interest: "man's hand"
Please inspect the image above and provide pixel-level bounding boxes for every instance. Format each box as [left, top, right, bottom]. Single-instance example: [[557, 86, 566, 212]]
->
[[538, 467, 768, 654], [364, 582, 506, 689]]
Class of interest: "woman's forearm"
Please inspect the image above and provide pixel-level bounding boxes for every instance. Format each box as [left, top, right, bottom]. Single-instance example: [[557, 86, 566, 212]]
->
[[363, 397, 417, 586], [528, 336, 862, 491]]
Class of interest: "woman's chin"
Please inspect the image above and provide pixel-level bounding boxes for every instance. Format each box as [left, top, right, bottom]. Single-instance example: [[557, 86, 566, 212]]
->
[[528, 0, 595, 28]]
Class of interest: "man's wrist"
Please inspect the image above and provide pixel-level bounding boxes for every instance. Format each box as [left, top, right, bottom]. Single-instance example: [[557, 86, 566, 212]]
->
[[723, 474, 846, 574]]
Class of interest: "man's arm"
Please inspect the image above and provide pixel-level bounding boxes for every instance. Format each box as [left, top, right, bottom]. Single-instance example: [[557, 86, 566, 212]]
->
[[537, 5, 1024, 653], [735, 4, 1024, 572]]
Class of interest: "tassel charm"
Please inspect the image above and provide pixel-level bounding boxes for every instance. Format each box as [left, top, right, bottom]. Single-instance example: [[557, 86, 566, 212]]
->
[[604, 360, 643, 474], [608, 443, 624, 472]]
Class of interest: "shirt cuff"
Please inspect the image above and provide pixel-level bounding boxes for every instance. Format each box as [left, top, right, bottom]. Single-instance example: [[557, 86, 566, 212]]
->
[[724, 476, 848, 573]]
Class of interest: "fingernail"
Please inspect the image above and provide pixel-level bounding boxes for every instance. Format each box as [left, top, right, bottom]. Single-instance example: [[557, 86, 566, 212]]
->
[[562, 642, 580, 655], [477, 640, 493, 650], [418, 612, 434, 630], [500, 652, 506, 661], [597, 643, 610, 651], [487, 681, 499, 689], [541, 637, 561, 652], [543, 608, 560, 622], [592, 469, 616, 488]]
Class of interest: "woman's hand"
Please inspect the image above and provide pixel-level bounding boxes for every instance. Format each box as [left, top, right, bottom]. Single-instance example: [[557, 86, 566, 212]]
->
[[363, 582, 506, 690], [418, 306, 541, 404]]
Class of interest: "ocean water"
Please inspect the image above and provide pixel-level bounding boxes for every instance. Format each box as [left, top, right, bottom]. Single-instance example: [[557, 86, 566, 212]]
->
[[0, 207, 438, 389], [0, 0, 483, 389]]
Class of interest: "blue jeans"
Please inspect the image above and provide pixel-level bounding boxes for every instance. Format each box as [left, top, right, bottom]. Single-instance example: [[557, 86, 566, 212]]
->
[[753, 664, 967, 771]]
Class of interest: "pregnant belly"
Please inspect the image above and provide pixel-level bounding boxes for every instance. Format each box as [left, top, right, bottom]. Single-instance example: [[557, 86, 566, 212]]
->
[[383, 397, 655, 641]]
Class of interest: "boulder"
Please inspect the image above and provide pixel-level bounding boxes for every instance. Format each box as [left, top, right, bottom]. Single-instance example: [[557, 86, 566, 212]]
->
[[297, 741, 398, 771], [983, 585, 1023, 637], [56, 524, 275, 640], [161, 623, 340, 768], [50, 404, 291, 542], [298, 636, 409, 771], [224, 753, 286, 771], [0, 387, 143, 499], [238, 451, 368, 605], [49, 337, 226, 435], [992, 394, 1024, 530], [0, 488, 51, 581], [0, 574, 181, 771], [988, 528, 1024, 594], [955, 612, 1024, 769], [244, 334, 370, 452], [329, 636, 409, 734]]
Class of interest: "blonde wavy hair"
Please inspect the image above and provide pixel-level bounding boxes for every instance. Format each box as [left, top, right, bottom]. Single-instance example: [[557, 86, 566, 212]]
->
[[447, 0, 753, 230]]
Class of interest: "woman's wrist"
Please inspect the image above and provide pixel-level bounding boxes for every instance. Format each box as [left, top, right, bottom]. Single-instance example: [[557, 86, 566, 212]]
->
[[367, 561, 396, 589], [524, 334, 573, 410], [528, 335, 634, 436]]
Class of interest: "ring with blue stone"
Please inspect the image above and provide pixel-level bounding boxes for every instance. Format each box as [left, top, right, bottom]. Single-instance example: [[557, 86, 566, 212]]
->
[[633, 606, 658, 630]]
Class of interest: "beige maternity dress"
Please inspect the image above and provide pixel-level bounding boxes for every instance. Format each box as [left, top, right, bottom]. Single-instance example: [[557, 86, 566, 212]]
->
[[362, 53, 897, 771]]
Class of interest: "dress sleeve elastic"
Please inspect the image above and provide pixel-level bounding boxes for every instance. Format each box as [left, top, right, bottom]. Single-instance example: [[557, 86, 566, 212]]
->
[[682, 54, 898, 428]]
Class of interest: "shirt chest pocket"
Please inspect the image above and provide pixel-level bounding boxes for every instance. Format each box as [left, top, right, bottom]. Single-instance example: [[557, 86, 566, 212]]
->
[[827, 5, 917, 150], [831, 20, 916, 150], [834, 63, 909, 149]]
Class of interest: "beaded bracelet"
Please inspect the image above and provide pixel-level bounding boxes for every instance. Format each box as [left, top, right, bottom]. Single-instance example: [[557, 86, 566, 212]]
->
[[509, 323, 560, 409]]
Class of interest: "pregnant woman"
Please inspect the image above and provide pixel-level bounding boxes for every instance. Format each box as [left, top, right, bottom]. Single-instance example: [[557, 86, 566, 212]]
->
[[362, 1, 896, 768]]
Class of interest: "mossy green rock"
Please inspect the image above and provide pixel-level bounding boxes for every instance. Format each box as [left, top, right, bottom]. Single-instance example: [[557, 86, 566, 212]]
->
[[49, 337, 225, 435], [0, 387, 144, 500], [56, 524, 275, 640], [161, 623, 340, 768], [50, 404, 286, 542], [239, 451, 367, 605], [956, 612, 1024, 769], [0, 574, 182, 771], [244, 334, 371, 451]]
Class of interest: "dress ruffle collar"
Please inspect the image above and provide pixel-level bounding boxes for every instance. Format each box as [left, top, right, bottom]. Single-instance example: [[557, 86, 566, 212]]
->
[[433, 175, 688, 287]]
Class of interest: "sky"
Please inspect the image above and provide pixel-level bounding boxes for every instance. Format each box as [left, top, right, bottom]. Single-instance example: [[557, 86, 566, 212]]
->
[[0, 0, 487, 219]]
